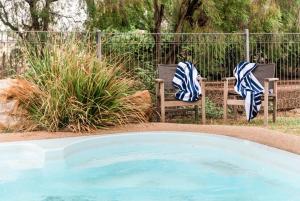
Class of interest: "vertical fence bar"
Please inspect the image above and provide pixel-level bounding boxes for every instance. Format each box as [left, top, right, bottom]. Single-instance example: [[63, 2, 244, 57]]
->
[[244, 29, 250, 62], [96, 30, 102, 60]]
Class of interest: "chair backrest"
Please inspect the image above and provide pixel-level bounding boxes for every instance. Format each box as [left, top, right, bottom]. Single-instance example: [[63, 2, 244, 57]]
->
[[252, 63, 275, 89], [158, 64, 177, 90]]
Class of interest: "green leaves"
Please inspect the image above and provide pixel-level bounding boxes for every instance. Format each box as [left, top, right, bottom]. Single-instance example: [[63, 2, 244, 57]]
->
[[86, 0, 300, 33]]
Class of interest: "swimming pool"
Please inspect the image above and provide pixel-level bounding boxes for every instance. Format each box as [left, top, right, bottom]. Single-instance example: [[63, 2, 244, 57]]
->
[[1, 131, 300, 201]]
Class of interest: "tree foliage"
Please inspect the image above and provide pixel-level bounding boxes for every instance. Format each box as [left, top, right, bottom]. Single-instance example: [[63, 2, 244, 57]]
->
[[85, 0, 300, 33], [85, 0, 153, 31]]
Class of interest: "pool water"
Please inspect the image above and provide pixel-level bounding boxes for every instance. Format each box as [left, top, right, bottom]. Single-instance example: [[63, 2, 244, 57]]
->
[[1, 132, 300, 201]]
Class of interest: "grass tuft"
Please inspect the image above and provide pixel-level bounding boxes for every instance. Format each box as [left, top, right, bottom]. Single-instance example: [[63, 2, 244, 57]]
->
[[18, 37, 146, 132]]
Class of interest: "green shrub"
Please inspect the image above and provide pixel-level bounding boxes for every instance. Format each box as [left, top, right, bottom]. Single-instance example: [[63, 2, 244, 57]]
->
[[205, 98, 223, 119], [102, 32, 156, 92], [20, 37, 145, 132]]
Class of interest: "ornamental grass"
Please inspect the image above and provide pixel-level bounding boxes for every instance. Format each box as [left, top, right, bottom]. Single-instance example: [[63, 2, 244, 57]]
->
[[19, 37, 145, 132]]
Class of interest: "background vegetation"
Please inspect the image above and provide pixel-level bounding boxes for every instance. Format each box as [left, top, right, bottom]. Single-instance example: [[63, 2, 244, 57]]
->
[[85, 0, 300, 33]]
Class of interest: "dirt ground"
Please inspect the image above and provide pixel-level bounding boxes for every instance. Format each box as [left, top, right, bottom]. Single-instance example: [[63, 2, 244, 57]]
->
[[1, 123, 300, 155]]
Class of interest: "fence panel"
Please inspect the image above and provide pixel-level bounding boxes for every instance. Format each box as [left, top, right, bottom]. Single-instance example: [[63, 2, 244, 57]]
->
[[101, 32, 246, 81], [250, 33, 300, 110]]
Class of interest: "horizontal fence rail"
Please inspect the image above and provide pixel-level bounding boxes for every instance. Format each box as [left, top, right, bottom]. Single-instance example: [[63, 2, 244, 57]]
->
[[0, 30, 299, 110]]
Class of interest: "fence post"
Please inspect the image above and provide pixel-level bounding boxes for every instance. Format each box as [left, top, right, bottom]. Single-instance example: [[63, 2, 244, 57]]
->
[[244, 29, 250, 62], [96, 30, 102, 60]]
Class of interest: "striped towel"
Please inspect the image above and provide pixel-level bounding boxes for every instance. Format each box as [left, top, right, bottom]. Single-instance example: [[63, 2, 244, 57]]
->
[[172, 61, 201, 102], [234, 61, 264, 121]]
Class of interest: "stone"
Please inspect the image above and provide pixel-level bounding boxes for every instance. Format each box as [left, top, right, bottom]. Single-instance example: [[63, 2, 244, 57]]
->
[[0, 78, 37, 131], [125, 90, 152, 121]]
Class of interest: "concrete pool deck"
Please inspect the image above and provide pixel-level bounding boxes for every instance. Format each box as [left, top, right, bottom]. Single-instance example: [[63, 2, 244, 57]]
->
[[0, 123, 300, 154]]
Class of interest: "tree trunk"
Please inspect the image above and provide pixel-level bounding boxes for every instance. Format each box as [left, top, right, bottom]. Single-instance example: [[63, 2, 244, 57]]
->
[[153, 0, 164, 65], [166, 0, 202, 64]]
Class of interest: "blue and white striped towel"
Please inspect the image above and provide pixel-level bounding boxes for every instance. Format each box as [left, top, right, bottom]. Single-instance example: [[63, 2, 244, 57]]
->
[[234, 61, 264, 121], [172, 61, 201, 102]]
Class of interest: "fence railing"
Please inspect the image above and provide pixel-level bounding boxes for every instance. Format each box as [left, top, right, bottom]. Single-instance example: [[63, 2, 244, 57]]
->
[[101, 30, 300, 81], [1, 30, 300, 80]]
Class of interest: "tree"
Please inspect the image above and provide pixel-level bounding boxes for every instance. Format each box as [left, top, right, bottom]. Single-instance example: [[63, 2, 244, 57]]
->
[[275, 0, 300, 32], [0, 0, 58, 34], [153, 0, 164, 65], [85, 0, 153, 32], [0, 0, 86, 36]]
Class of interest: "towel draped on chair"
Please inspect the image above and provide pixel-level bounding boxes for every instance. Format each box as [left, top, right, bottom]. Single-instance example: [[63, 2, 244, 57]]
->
[[234, 61, 264, 121], [172, 61, 201, 102]]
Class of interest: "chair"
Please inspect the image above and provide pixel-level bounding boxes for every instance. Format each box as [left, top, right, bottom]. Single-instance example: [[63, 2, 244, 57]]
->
[[223, 63, 279, 126], [155, 64, 206, 124]]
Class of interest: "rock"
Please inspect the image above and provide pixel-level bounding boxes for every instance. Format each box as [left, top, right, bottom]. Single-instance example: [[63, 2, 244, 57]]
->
[[0, 78, 37, 131], [125, 90, 152, 121]]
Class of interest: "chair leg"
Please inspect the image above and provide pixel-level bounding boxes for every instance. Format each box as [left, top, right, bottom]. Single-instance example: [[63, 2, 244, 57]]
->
[[233, 96, 237, 120], [223, 81, 228, 122], [201, 96, 206, 124], [159, 82, 165, 122], [195, 105, 199, 123], [264, 82, 269, 126], [223, 103, 228, 122], [273, 97, 277, 123], [156, 96, 160, 122], [273, 80, 278, 123], [263, 99, 269, 126], [161, 104, 165, 122]]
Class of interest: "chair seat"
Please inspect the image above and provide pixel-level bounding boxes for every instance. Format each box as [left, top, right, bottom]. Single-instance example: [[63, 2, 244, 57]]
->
[[164, 94, 203, 101], [228, 91, 276, 98]]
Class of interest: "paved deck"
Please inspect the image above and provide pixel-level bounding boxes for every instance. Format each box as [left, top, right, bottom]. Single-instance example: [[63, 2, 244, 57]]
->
[[0, 123, 300, 155]]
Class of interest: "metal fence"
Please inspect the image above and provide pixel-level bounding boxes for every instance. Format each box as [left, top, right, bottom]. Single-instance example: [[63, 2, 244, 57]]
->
[[100, 30, 300, 81], [100, 32, 246, 81], [0, 30, 299, 110]]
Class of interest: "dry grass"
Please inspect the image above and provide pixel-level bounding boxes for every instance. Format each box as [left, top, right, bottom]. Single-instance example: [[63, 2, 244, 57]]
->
[[169, 110, 300, 135], [18, 37, 146, 132], [215, 117, 299, 135], [209, 112, 300, 135], [269, 118, 300, 135]]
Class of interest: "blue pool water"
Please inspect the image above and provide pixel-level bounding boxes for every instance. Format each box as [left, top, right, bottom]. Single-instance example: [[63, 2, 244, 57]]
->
[[0, 132, 300, 201]]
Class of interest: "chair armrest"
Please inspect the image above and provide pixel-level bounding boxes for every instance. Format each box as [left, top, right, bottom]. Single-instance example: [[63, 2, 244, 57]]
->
[[197, 76, 207, 81], [222, 77, 235, 81], [264, 78, 279, 82], [155, 79, 164, 83], [155, 79, 164, 98]]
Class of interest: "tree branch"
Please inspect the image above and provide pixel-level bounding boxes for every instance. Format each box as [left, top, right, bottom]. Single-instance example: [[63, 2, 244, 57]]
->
[[50, 11, 84, 23], [153, 0, 165, 65], [0, 1, 19, 32], [166, 0, 201, 63]]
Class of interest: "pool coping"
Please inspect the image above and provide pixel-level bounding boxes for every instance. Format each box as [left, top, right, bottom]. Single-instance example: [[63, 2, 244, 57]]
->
[[0, 123, 300, 155]]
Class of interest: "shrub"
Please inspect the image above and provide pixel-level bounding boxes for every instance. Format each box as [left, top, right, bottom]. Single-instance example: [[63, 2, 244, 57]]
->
[[19, 37, 146, 132], [205, 98, 223, 119], [102, 32, 156, 92]]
